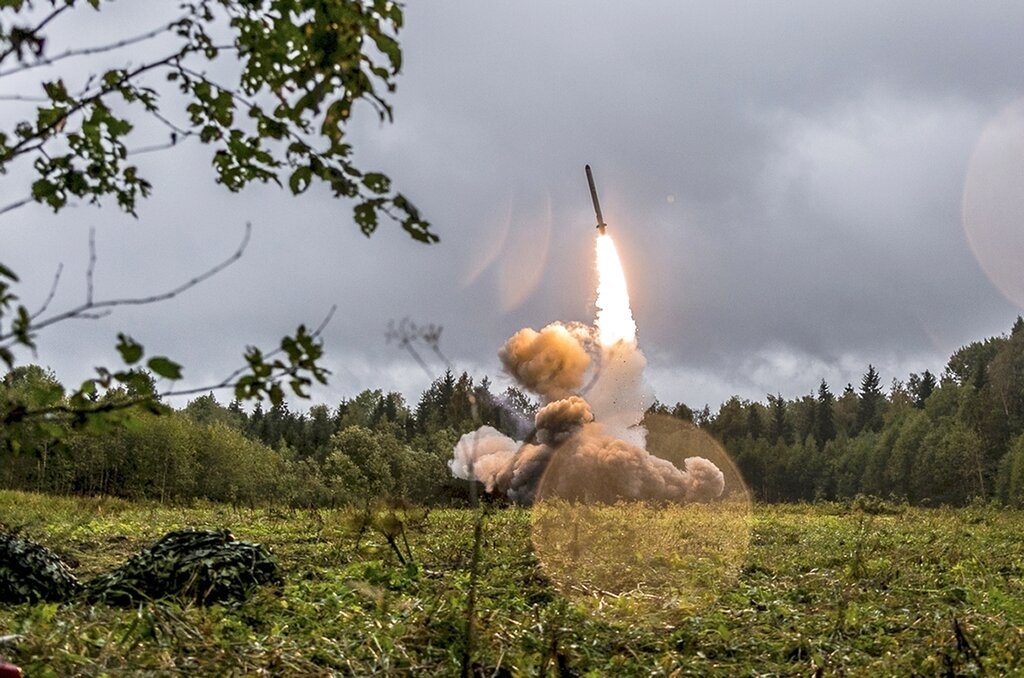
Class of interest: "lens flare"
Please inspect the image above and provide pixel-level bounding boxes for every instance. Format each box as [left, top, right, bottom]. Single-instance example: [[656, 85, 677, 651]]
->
[[595, 233, 637, 346], [963, 98, 1024, 309], [531, 415, 752, 625]]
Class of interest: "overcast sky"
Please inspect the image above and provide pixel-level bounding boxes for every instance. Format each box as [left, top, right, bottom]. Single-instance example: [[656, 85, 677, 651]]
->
[[5, 1, 1024, 410]]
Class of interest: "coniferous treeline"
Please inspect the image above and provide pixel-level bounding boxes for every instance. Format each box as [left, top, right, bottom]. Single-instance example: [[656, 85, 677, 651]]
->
[[4, 318, 1024, 507], [672, 317, 1024, 505]]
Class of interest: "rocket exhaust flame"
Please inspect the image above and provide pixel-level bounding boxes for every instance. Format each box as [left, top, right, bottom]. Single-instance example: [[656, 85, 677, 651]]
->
[[595, 233, 637, 346], [588, 165, 635, 345]]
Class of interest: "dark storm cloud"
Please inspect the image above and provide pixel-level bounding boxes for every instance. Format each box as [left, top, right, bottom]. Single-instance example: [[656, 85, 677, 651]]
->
[[4, 1, 1023, 409]]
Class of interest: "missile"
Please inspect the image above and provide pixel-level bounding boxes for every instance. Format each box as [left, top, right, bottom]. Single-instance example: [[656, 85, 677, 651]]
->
[[585, 164, 607, 235]]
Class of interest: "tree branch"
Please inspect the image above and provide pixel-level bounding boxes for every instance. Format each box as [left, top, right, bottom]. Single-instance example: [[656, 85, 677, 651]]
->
[[160, 303, 337, 400], [0, 93, 49, 102], [85, 227, 96, 305], [30, 262, 63, 320], [386, 318, 449, 373], [1, 49, 190, 163], [11, 303, 338, 422], [0, 4, 72, 65], [0, 222, 252, 343], [0, 196, 32, 217], [0, 19, 181, 79]]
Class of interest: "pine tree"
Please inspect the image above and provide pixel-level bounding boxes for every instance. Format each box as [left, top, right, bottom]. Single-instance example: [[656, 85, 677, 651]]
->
[[747, 404, 764, 439], [814, 380, 836, 448], [671, 402, 694, 423], [474, 376, 499, 428], [448, 372, 475, 428], [696, 404, 712, 428], [306, 404, 335, 458], [910, 370, 936, 408], [768, 394, 791, 444], [333, 399, 350, 430], [248, 401, 265, 440], [227, 398, 246, 423], [501, 386, 537, 415], [647, 399, 670, 416], [856, 365, 884, 433], [793, 393, 817, 442]]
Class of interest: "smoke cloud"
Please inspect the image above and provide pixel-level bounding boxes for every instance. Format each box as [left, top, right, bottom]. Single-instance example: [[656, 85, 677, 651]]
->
[[450, 426, 518, 492], [498, 323, 592, 401], [535, 396, 593, 445], [450, 320, 726, 505]]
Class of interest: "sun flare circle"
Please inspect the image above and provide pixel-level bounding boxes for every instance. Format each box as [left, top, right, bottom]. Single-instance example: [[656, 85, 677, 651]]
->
[[529, 417, 753, 625]]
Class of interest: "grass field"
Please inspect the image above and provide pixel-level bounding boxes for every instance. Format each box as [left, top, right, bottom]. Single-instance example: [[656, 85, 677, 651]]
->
[[2, 490, 1024, 675]]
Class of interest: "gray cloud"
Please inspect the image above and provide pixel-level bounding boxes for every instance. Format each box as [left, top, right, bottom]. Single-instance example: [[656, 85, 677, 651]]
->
[[4, 1, 1023, 410]]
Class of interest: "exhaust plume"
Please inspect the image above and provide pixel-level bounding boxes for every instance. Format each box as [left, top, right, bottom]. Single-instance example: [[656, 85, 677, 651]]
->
[[450, 232, 725, 504], [498, 323, 592, 401], [450, 426, 518, 493]]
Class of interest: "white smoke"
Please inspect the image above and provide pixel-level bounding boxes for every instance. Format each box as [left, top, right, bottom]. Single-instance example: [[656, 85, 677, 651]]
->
[[449, 320, 725, 505], [450, 426, 518, 492], [587, 340, 655, 447]]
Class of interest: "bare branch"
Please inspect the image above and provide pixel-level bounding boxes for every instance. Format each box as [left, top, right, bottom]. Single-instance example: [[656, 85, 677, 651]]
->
[[0, 93, 49, 102], [30, 262, 63, 320], [149, 108, 192, 137], [387, 318, 450, 376], [386, 318, 436, 376], [0, 196, 32, 217], [86, 227, 96, 305], [0, 19, 181, 79], [126, 109, 197, 155], [127, 138, 183, 156], [0, 222, 253, 342]]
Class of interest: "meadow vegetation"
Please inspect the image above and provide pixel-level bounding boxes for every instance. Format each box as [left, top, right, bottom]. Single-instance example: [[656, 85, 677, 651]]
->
[[1, 491, 1022, 675]]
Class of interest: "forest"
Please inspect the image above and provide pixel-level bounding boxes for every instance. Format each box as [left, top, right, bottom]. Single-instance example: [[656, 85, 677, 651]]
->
[[5, 317, 1024, 509]]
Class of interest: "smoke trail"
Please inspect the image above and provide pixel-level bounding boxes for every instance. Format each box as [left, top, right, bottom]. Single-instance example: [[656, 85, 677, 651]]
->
[[449, 234, 725, 504]]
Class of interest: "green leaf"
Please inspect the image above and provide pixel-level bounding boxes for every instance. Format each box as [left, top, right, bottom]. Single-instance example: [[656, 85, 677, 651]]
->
[[289, 166, 312, 195], [0, 262, 18, 282], [116, 333, 144, 365], [362, 172, 391, 194], [148, 357, 182, 380], [354, 200, 379, 236]]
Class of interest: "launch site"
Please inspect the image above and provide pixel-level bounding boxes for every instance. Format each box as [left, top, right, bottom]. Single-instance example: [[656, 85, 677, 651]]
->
[[3, 1, 1024, 675]]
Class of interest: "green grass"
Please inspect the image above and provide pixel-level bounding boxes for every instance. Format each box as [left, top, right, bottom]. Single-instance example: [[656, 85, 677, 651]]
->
[[2, 491, 1024, 675]]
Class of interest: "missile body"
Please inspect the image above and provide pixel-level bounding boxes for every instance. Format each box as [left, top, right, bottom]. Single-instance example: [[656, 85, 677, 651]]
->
[[585, 164, 607, 234]]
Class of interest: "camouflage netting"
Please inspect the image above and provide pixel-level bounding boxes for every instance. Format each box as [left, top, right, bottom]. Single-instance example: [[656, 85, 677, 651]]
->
[[0, 532, 81, 603], [85, 529, 280, 605]]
